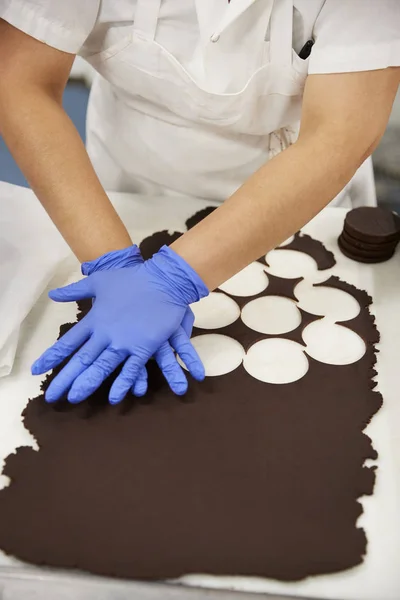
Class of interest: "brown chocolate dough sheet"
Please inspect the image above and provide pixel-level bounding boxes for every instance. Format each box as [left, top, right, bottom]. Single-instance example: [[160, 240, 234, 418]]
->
[[0, 210, 382, 582]]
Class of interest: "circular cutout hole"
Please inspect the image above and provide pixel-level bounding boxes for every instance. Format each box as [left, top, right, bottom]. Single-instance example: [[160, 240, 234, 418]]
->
[[219, 262, 269, 297], [191, 292, 240, 330], [295, 281, 360, 322], [303, 320, 366, 365], [180, 334, 245, 377], [243, 339, 309, 384], [265, 249, 319, 280], [278, 235, 294, 248], [241, 296, 302, 335]]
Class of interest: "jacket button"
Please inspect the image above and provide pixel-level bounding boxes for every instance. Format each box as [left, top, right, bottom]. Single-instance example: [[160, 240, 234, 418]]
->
[[210, 33, 220, 43]]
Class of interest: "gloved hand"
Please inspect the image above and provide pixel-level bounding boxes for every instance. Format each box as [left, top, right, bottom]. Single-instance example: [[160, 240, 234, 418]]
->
[[32, 245, 208, 404], [67, 244, 197, 399]]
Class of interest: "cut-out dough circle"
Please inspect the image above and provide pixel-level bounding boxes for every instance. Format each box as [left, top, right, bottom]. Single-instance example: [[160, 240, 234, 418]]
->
[[218, 262, 269, 297], [243, 339, 309, 384], [265, 249, 318, 280], [295, 281, 360, 322], [241, 296, 302, 335], [303, 320, 366, 365], [180, 334, 245, 377], [191, 292, 240, 330]]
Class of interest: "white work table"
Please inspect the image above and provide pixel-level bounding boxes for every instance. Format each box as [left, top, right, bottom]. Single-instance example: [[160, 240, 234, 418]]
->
[[0, 182, 399, 600]]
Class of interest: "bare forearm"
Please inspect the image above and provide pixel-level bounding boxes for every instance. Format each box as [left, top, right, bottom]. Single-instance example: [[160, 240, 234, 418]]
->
[[0, 84, 132, 261], [172, 134, 360, 290], [172, 69, 399, 291]]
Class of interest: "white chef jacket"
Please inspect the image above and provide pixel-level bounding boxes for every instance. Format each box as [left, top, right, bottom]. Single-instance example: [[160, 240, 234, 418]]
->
[[1, 0, 399, 204], [1, 1, 400, 74]]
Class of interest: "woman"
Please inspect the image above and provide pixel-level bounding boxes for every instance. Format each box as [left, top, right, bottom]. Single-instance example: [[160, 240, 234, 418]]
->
[[0, 0, 399, 403]]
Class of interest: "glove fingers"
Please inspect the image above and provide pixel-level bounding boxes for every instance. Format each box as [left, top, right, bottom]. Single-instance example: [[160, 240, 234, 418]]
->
[[109, 356, 145, 405], [170, 328, 205, 382], [31, 318, 91, 375], [67, 347, 127, 404], [49, 278, 93, 303], [181, 307, 195, 338], [132, 367, 148, 397], [44, 335, 107, 403], [155, 342, 188, 396]]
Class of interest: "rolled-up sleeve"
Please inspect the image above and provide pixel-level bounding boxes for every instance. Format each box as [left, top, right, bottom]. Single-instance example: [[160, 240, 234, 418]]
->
[[309, 0, 400, 74], [0, 0, 100, 54]]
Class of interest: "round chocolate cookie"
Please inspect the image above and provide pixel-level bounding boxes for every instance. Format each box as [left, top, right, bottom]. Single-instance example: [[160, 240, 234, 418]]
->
[[338, 234, 389, 259], [341, 228, 398, 254], [339, 233, 396, 260], [338, 236, 395, 264], [344, 207, 400, 244]]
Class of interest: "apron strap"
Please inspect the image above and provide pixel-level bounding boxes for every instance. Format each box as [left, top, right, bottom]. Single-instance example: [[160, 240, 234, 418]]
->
[[269, 0, 294, 67], [133, 0, 162, 41]]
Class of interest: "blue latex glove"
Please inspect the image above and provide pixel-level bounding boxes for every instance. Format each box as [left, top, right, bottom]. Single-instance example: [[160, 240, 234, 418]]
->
[[32, 245, 208, 404], [68, 245, 197, 398]]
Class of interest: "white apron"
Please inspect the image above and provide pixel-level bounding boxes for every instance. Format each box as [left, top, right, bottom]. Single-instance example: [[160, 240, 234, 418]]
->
[[84, 0, 376, 207]]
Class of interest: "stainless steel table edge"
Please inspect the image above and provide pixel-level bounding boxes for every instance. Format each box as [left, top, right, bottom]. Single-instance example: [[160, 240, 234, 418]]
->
[[0, 566, 329, 600]]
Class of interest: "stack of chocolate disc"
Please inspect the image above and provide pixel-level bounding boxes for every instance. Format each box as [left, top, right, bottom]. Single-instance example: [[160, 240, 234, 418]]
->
[[338, 206, 400, 264]]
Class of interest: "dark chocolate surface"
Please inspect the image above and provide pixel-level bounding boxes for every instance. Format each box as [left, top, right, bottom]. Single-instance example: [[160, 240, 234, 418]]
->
[[279, 232, 336, 270], [185, 206, 216, 230], [0, 214, 382, 583], [315, 277, 380, 347], [338, 234, 394, 260], [344, 207, 400, 244], [338, 236, 395, 264], [139, 230, 182, 260], [341, 229, 398, 253]]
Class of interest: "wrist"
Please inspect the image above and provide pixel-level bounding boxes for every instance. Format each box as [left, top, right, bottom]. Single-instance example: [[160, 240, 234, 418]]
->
[[81, 245, 143, 275], [150, 246, 209, 305]]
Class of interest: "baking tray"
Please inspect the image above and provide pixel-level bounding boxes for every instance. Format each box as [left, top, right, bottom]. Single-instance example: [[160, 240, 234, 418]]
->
[[0, 189, 399, 599]]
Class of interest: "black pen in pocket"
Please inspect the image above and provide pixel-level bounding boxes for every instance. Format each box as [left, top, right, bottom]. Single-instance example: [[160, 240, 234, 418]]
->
[[299, 39, 314, 60]]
